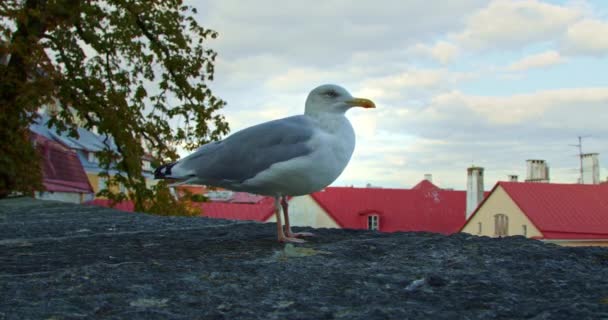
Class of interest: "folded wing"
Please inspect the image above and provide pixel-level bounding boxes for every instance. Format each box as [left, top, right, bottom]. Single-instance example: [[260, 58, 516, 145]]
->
[[170, 115, 316, 185]]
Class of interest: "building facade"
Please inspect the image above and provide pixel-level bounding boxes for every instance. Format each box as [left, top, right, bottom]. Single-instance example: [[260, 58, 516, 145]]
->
[[461, 182, 608, 246]]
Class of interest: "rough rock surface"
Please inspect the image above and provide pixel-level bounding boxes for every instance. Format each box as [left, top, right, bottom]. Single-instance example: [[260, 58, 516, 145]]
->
[[1, 198, 608, 320]]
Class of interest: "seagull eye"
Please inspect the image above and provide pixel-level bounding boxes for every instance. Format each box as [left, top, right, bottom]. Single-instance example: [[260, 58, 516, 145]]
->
[[325, 90, 339, 98]]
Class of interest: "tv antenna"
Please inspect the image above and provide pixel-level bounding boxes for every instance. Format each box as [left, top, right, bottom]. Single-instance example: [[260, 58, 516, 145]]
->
[[569, 135, 591, 183]]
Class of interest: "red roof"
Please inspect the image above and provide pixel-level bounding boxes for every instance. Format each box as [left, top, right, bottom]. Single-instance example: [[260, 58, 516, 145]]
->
[[229, 192, 266, 204], [87, 180, 470, 234], [311, 181, 467, 234], [192, 197, 275, 221], [87, 199, 135, 212], [86, 196, 276, 221], [175, 185, 209, 196], [411, 179, 438, 190], [496, 182, 608, 240], [33, 133, 93, 194]]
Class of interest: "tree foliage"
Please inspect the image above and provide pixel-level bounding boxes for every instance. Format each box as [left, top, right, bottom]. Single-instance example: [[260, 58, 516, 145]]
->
[[0, 0, 229, 212]]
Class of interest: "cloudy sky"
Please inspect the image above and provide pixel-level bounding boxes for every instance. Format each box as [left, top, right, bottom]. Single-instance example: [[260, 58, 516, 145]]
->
[[187, 0, 608, 190]]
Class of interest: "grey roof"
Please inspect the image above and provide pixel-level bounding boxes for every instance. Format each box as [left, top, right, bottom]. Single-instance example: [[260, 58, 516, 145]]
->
[[30, 114, 117, 152], [30, 114, 153, 178]]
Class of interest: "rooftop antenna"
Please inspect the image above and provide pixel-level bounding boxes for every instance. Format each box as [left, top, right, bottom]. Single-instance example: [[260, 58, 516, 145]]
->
[[569, 135, 591, 183]]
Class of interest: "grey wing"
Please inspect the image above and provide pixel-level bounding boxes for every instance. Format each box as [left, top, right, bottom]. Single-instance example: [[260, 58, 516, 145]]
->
[[176, 115, 315, 184]]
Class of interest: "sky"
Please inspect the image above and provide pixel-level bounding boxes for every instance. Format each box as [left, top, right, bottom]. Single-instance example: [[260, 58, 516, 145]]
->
[[186, 0, 608, 190]]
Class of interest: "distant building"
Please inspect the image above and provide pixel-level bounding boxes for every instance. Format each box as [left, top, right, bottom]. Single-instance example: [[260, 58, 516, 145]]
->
[[88, 192, 277, 222], [461, 182, 608, 246], [89, 180, 473, 235], [30, 115, 156, 196], [32, 133, 94, 204], [280, 180, 467, 234]]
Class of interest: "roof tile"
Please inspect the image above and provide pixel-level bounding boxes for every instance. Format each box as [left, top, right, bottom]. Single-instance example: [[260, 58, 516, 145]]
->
[[499, 182, 608, 239], [33, 133, 93, 194]]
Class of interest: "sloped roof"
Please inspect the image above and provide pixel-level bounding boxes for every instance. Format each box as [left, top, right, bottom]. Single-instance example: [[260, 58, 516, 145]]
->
[[30, 115, 117, 152], [87, 196, 276, 222], [33, 133, 94, 194], [497, 182, 608, 239], [175, 185, 209, 196], [192, 197, 275, 221], [230, 192, 266, 204], [411, 179, 440, 191], [88, 180, 469, 233], [30, 115, 154, 178], [87, 199, 135, 212], [311, 181, 467, 234]]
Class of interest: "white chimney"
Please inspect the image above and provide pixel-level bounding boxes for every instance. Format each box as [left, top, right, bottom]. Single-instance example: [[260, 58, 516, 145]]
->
[[525, 159, 550, 183], [424, 174, 433, 182], [508, 175, 518, 182], [581, 153, 600, 184], [466, 166, 484, 220]]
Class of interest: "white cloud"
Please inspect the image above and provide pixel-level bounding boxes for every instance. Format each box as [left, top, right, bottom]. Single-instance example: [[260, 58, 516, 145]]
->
[[561, 19, 608, 56], [361, 86, 608, 187], [359, 68, 479, 103], [505, 50, 565, 72], [454, 0, 582, 50], [409, 41, 461, 64], [423, 87, 608, 126], [264, 67, 343, 93], [179, 0, 608, 190], [194, 0, 487, 64]]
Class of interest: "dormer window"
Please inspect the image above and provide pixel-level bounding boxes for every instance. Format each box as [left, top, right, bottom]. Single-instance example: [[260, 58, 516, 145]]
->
[[367, 214, 379, 231], [88, 152, 99, 164], [359, 210, 382, 231]]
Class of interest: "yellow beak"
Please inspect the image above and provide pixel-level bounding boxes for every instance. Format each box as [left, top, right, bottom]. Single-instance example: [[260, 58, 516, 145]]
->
[[346, 98, 376, 109]]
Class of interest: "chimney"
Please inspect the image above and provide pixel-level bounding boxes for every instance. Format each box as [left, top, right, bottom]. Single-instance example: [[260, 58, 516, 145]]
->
[[581, 153, 600, 184], [466, 166, 484, 220], [508, 175, 518, 182], [525, 159, 550, 183], [424, 174, 433, 182]]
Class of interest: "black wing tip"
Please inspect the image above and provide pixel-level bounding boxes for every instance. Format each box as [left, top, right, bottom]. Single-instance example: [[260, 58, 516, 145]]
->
[[154, 162, 176, 179]]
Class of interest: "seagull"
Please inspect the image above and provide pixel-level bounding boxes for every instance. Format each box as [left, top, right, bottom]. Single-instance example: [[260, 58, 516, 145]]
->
[[155, 84, 375, 243]]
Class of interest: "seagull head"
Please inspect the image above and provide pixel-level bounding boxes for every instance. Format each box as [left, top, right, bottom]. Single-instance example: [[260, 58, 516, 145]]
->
[[305, 84, 375, 115]]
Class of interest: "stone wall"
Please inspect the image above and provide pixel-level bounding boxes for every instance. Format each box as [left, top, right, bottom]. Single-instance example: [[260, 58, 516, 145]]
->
[[1, 198, 608, 319]]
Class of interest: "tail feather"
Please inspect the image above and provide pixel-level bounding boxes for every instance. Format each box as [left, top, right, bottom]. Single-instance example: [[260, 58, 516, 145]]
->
[[154, 162, 177, 179]]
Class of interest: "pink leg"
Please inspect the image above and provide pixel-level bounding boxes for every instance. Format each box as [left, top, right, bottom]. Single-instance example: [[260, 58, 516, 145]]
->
[[281, 196, 315, 238], [274, 196, 304, 243]]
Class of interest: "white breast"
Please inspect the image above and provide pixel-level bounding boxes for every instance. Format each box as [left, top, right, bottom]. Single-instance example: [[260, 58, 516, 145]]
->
[[241, 114, 355, 196]]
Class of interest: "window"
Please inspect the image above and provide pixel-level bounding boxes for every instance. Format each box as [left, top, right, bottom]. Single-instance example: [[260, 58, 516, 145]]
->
[[494, 214, 509, 237], [367, 215, 379, 231], [477, 222, 482, 234], [98, 177, 108, 191], [522, 225, 527, 237], [88, 152, 99, 164]]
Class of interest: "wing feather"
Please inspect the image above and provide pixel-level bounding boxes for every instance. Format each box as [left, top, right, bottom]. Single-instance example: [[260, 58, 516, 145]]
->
[[175, 115, 315, 184]]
